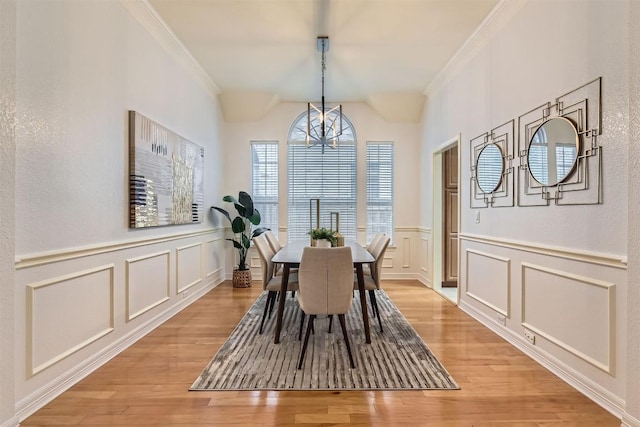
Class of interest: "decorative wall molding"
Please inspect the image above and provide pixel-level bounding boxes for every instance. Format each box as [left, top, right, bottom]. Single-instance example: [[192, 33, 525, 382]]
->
[[15, 228, 221, 269], [119, 0, 220, 98], [126, 251, 171, 322], [402, 237, 411, 268], [419, 237, 430, 274], [458, 299, 625, 420], [16, 279, 219, 422], [176, 243, 203, 294], [27, 265, 115, 376], [0, 416, 19, 427], [521, 262, 615, 373], [464, 249, 510, 317], [205, 239, 223, 278], [395, 226, 426, 233], [460, 233, 627, 269]]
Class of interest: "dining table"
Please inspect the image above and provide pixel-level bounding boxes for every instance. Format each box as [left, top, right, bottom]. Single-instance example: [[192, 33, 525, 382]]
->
[[271, 239, 375, 344]]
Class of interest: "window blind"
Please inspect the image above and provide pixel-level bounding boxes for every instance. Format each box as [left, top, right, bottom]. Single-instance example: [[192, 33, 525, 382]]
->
[[366, 142, 394, 244], [287, 142, 357, 242], [251, 142, 278, 233]]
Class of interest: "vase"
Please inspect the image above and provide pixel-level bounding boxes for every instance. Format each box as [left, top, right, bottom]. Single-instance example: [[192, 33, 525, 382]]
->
[[315, 239, 332, 248], [232, 269, 252, 288]]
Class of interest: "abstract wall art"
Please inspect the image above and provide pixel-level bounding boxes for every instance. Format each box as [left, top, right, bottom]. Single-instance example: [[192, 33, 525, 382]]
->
[[129, 111, 204, 228]]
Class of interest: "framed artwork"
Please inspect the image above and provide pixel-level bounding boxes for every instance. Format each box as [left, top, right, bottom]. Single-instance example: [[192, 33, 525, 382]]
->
[[129, 111, 204, 228]]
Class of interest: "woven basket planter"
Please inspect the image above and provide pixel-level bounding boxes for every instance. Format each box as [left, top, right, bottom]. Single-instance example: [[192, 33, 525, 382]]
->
[[232, 269, 252, 288]]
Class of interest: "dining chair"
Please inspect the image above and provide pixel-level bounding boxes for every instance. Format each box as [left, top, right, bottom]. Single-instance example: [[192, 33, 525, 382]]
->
[[253, 234, 299, 334], [362, 233, 384, 276], [265, 230, 297, 278], [297, 246, 356, 369], [367, 233, 384, 252], [356, 235, 391, 333], [264, 230, 283, 253]]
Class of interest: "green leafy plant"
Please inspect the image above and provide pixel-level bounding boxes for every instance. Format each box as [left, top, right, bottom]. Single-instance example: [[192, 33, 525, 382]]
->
[[211, 191, 268, 271], [308, 227, 337, 245]]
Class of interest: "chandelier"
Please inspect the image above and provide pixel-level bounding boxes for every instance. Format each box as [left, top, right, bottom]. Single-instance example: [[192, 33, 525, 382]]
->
[[306, 36, 343, 151]]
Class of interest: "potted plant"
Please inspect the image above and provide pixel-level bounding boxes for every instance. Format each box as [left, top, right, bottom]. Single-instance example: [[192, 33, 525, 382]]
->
[[211, 191, 268, 288], [308, 227, 337, 247]]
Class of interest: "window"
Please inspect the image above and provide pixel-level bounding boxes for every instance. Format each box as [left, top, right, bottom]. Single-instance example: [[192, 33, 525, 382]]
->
[[251, 142, 278, 233], [287, 112, 357, 242], [366, 142, 394, 244]]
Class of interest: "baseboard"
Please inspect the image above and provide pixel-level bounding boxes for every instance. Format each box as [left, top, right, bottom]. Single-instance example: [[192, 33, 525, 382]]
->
[[416, 274, 431, 288], [381, 272, 424, 280], [15, 278, 220, 422], [0, 416, 19, 427], [458, 299, 625, 421]]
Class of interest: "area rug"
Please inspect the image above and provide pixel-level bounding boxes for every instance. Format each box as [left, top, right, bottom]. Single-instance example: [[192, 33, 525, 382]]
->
[[190, 290, 459, 391]]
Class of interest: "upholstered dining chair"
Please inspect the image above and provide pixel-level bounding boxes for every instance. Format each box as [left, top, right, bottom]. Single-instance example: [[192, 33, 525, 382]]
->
[[265, 230, 297, 278], [367, 233, 384, 252], [297, 246, 356, 369], [362, 233, 384, 276], [356, 235, 391, 333], [264, 230, 283, 253], [253, 234, 299, 334]]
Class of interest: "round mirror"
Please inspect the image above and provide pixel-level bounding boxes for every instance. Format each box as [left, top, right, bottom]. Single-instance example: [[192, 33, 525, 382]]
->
[[476, 143, 504, 193], [527, 117, 579, 186]]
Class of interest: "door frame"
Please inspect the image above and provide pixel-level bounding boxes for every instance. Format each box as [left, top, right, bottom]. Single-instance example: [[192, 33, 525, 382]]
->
[[432, 134, 461, 304]]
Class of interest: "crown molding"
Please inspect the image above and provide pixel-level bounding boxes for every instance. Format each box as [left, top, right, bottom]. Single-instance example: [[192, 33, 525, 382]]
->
[[424, 0, 527, 96], [120, 0, 220, 98]]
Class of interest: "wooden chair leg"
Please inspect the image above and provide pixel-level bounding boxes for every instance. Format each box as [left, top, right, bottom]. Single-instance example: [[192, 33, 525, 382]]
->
[[328, 314, 333, 333], [298, 315, 315, 369], [369, 290, 383, 333], [268, 291, 277, 318], [260, 292, 274, 334], [338, 314, 356, 369], [368, 290, 378, 317], [298, 311, 306, 340]]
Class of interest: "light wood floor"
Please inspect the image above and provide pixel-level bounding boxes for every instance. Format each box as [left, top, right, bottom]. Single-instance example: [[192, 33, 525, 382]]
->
[[22, 280, 619, 426]]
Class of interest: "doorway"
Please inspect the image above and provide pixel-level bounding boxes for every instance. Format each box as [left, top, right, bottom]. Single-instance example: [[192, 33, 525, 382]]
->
[[432, 136, 460, 304]]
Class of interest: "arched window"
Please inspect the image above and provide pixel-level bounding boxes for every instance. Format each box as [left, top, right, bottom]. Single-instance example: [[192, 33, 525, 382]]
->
[[288, 110, 357, 143], [287, 111, 357, 242]]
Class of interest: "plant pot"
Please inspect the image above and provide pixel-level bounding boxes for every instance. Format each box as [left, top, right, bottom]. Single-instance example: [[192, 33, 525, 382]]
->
[[232, 269, 252, 288], [315, 239, 332, 248]]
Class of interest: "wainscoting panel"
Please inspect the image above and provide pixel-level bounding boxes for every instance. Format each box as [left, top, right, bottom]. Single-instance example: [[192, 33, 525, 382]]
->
[[126, 251, 170, 321], [465, 249, 510, 316], [402, 237, 411, 268], [26, 265, 115, 376], [205, 239, 223, 279], [521, 263, 615, 373], [420, 237, 430, 272], [176, 243, 202, 293]]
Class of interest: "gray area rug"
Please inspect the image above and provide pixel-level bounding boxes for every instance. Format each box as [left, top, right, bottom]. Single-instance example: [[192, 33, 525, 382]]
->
[[190, 290, 459, 391]]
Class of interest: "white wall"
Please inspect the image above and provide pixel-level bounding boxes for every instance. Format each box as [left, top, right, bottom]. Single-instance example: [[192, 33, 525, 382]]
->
[[223, 102, 426, 280], [11, 0, 225, 421], [626, 1, 640, 425], [421, 0, 634, 422], [0, 1, 17, 425]]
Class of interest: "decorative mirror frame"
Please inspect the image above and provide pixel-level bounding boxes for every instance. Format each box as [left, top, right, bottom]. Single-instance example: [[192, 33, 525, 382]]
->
[[470, 120, 515, 208], [517, 77, 602, 206]]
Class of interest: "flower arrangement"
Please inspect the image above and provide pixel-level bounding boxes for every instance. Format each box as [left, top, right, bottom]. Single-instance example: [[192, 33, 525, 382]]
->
[[308, 227, 337, 246]]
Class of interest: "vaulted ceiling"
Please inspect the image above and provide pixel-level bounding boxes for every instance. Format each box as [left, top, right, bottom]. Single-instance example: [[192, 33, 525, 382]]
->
[[148, 0, 498, 122]]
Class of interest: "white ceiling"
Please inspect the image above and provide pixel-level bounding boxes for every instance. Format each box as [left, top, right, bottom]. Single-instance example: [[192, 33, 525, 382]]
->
[[148, 0, 498, 122]]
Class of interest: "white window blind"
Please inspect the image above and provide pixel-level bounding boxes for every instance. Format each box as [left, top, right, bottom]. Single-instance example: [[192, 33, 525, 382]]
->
[[366, 142, 394, 244], [287, 142, 357, 242], [251, 142, 278, 233]]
